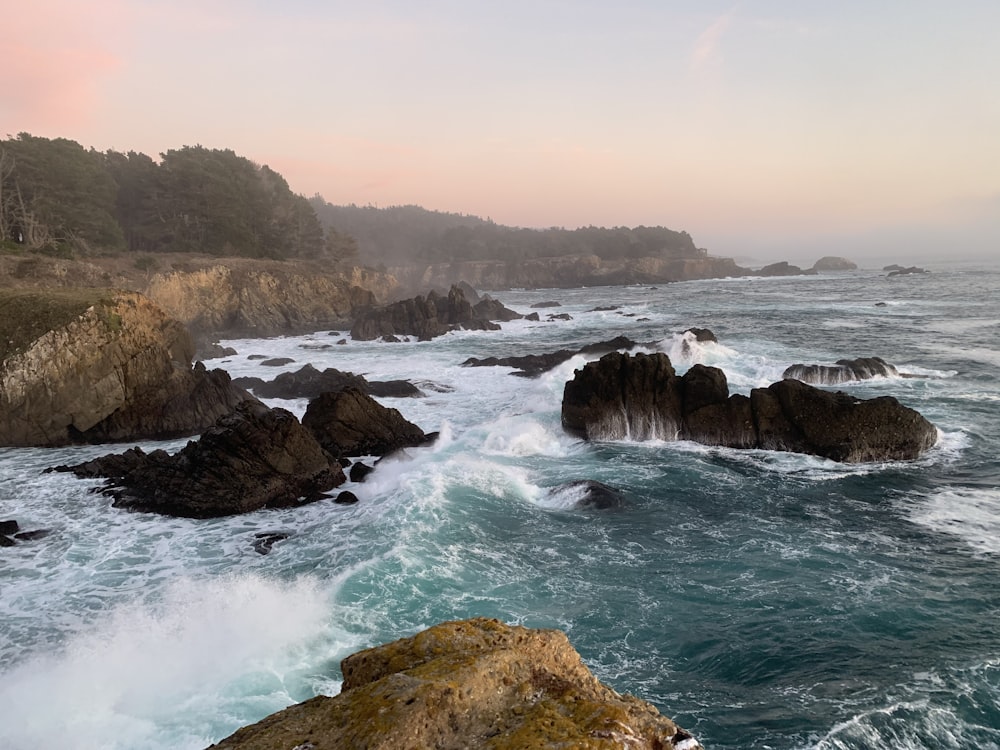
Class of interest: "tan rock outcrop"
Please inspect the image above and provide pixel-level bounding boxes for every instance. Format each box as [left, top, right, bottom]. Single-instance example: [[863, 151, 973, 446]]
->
[[207, 618, 701, 750], [0, 289, 253, 446]]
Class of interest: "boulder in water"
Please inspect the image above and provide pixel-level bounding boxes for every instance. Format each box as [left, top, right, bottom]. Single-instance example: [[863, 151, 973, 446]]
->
[[547, 480, 627, 509], [782, 356, 900, 385], [205, 617, 701, 750], [561, 352, 937, 462], [53, 401, 346, 518]]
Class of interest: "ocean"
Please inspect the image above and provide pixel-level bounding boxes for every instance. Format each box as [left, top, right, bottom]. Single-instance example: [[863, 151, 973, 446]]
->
[[1, 261, 998, 749]]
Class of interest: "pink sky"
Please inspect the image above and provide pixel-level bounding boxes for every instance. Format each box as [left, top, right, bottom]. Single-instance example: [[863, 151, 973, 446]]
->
[[3, 1, 998, 262]]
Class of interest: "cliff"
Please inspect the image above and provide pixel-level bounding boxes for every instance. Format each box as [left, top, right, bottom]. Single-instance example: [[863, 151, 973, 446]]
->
[[391, 254, 748, 292], [208, 618, 701, 750], [0, 289, 253, 447]]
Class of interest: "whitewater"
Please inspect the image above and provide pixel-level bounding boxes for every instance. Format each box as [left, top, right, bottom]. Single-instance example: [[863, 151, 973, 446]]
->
[[1, 262, 998, 749]]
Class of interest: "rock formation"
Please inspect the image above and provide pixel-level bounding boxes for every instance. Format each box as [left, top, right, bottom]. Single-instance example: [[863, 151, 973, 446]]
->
[[302, 388, 434, 458], [0, 289, 254, 447], [546, 480, 628, 509], [562, 352, 937, 462], [350, 285, 521, 341], [782, 356, 900, 385], [756, 261, 816, 277], [462, 335, 641, 377], [53, 400, 346, 518], [811, 256, 858, 272], [884, 264, 929, 277], [206, 617, 701, 750], [234, 364, 422, 400]]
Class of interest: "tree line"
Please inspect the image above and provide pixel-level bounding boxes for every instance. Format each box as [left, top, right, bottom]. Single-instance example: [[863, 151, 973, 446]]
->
[[0, 133, 357, 263], [0, 132, 704, 268]]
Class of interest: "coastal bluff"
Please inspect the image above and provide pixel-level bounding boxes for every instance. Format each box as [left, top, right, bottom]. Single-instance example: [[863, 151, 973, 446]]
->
[[0, 288, 253, 447], [208, 617, 701, 750]]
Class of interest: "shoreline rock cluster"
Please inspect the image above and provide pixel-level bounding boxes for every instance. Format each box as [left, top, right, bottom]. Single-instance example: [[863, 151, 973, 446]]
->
[[561, 352, 937, 462], [207, 617, 702, 750]]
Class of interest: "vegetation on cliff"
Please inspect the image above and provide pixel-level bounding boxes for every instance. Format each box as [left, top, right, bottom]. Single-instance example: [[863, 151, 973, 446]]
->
[[0, 288, 117, 360]]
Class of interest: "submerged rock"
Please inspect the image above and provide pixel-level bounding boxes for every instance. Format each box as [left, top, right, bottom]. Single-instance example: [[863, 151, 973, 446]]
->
[[206, 617, 701, 750], [782, 356, 900, 385], [547, 480, 627, 509], [53, 401, 346, 518], [562, 352, 937, 462]]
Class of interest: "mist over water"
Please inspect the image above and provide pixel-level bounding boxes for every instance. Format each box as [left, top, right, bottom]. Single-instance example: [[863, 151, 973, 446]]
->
[[2, 263, 999, 749]]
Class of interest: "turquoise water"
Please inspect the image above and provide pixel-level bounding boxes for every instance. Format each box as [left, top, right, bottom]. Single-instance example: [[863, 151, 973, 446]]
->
[[1, 263, 999, 749]]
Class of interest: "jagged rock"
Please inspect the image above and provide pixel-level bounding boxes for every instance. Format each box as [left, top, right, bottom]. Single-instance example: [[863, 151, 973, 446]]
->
[[525, 312, 540, 321], [546, 480, 627, 509], [561, 352, 937, 462], [206, 618, 701, 750], [302, 388, 433, 458], [350, 285, 518, 341], [0, 520, 18, 535], [782, 356, 900, 385], [0, 289, 255, 447], [548, 312, 573, 321], [811, 256, 858, 272], [52, 401, 345, 518], [462, 336, 640, 377], [233, 364, 422, 401]]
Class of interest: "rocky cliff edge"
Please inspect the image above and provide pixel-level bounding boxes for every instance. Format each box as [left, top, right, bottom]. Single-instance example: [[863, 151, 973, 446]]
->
[[208, 617, 701, 750]]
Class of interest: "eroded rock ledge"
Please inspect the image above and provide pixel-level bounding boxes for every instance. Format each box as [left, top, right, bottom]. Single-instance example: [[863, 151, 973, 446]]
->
[[562, 352, 937, 462], [207, 618, 701, 750]]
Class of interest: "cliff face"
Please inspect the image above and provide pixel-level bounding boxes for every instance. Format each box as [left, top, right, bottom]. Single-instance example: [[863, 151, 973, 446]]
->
[[0, 290, 253, 447], [144, 260, 398, 338], [391, 254, 748, 291], [208, 618, 701, 750]]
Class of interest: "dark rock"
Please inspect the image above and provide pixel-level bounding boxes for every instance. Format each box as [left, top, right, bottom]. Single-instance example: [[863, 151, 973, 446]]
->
[[349, 461, 374, 482], [253, 532, 289, 555], [234, 364, 422, 400], [260, 357, 295, 367], [561, 352, 937, 462], [684, 327, 718, 343], [0, 535, 14, 547], [351, 285, 521, 341], [462, 336, 640, 377], [546, 480, 626, 509], [530, 301, 562, 308], [335, 490, 360, 505], [381, 334, 402, 342], [811, 256, 858, 272], [887, 265, 929, 277], [53, 401, 346, 518], [336, 339, 348, 345], [875, 302, 888, 307], [757, 261, 816, 277], [525, 312, 540, 321], [13, 529, 51, 541], [782, 356, 900, 385], [247, 354, 267, 360], [547, 313, 573, 321], [302, 388, 432, 458], [588, 305, 621, 312], [199, 343, 238, 359], [299, 343, 333, 351], [0, 520, 18, 535]]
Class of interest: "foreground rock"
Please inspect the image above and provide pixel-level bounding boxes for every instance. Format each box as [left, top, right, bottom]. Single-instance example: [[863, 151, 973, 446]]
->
[[54, 401, 345, 517], [0, 289, 255, 447], [234, 364, 421, 399], [350, 285, 521, 341], [783, 356, 900, 385], [562, 353, 937, 462], [302, 388, 435, 458], [207, 617, 701, 750]]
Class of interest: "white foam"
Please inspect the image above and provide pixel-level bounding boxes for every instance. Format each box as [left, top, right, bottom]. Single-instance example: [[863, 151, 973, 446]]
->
[[0, 574, 343, 750], [906, 487, 1000, 555]]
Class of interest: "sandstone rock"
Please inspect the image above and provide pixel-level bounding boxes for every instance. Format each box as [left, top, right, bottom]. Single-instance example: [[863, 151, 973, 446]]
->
[[53, 400, 345, 518], [782, 356, 900, 385], [206, 618, 701, 750], [561, 352, 937, 462], [302, 388, 433, 458], [0, 289, 255, 447]]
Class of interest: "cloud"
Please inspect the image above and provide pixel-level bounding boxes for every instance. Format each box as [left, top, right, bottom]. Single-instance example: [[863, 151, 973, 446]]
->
[[0, 1, 127, 134], [690, 8, 738, 73]]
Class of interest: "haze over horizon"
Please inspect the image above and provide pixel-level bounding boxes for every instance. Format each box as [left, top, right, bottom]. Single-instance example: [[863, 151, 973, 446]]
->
[[4, 1, 998, 264]]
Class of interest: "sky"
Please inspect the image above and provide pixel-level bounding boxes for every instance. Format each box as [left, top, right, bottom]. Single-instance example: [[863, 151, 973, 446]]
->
[[3, 0, 999, 263]]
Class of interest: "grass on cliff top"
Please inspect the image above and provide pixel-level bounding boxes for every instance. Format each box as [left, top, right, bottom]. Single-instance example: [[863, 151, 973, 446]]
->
[[0, 288, 118, 362]]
